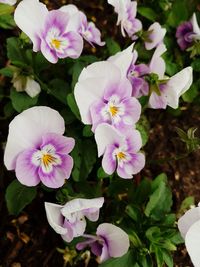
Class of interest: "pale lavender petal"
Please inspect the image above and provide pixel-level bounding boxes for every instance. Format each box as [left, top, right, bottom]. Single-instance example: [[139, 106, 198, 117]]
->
[[95, 123, 123, 157], [145, 22, 166, 50], [61, 197, 104, 218], [82, 21, 105, 46], [97, 223, 130, 258], [148, 91, 167, 109], [185, 220, 200, 267], [38, 166, 66, 188], [4, 106, 65, 170], [122, 97, 141, 125], [126, 129, 142, 152], [41, 133, 75, 154], [0, 0, 16, 5], [99, 242, 110, 263], [14, 0, 48, 51], [149, 43, 167, 79], [124, 152, 145, 175], [44, 10, 69, 33], [102, 144, 117, 175], [44, 202, 68, 235], [191, 13, 200, 36], [117, 165, 132, 179], [61, 220, 74, 242], [83, 208, 101, 222], [178, 207, 200, 239], [90, 100, 107, 131], [15, 148, 40, 186], [40, 40, 58, 64]]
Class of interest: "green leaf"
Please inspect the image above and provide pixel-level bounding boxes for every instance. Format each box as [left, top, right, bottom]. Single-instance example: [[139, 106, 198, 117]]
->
[[182, 83, 198, 103], [49, 79, 69, 104], [0, 67, 14, 77], [137, 7, 157, 21], [191, 58, 200, 72], [0, 3, 14, 15], [7, 37, 26, 65], [67, 93, 80, 120], [106, 38, 121, 56], [167, 0, 188, 27], [0, 14, 15, 29], [10, 88, 38, 113], [136, 115, 150, 147], [81, 139, 97, 180], [99, 251, 136, 267], [5, 180, 37, 215], [82, 125, 93, 137], [162, 250, 173, 267], [97, 167, 110, 179], [145, 174, 172, 220], [71, 61, 85, 89], [133, 177, 152, 204], [178, 196, 195, 217]]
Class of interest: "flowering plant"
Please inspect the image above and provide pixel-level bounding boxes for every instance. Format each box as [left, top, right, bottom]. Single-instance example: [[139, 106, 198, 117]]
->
[[0, 0, 200, 266]]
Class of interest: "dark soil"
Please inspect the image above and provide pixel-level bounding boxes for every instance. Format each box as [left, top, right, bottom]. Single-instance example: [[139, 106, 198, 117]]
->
[[0, 1, 200, 266]]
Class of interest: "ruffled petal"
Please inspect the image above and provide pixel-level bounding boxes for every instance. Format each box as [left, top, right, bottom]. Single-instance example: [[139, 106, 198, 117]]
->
[[163, 67, 193, 109], [38, 166, 66, 188], [102, 144, 117, 175], [61, 197, 104, 217], [178, 206, 200, 239], [44, 202, 68, 235], [4, 106, 65, 170], [14, 0, 48, 51], [185, 220, 200, 267], [97, 223, 130, 258]]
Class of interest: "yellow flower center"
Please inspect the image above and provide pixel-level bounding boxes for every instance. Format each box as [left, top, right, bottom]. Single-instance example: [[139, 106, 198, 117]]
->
[[51, 39, 61, 49], [42, 154, 57, 168], [109, 106, 118, 116], [117, 152, 126, 160]]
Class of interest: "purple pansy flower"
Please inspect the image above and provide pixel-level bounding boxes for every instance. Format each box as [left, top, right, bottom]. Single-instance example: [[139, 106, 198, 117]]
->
[[14, 0, 83, 63], [178, 203, 200, 267], [108, 0, 142, 39], [45, 198, 104, 242], [176, 13, 200, 51], [76, 223, 130, 263], [109, 44, 149, 98], [4, 106, 75, 188], [144, 22, 166, 50], [60, 4, 105, 47], [95, 123, 145, 179], [74, 60, 141, 132]]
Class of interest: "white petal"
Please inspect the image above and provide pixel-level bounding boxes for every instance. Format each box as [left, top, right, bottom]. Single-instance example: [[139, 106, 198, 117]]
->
[[4, 106, 65, 170], [44, 202, 68, 235], [61, 197, 104, 218], [164, 67, 193, 109], [185, 220, 200, 267], [108, 43, 135, 77], [95, 123, 123, 157], [74, 61, 121, 124], [149, 43, 167, 79], [178, 206, 200, 239], [191, 13, 200, 36], [14, 0, 48, 51], [60, 4, 81, 32], [108, 0, 127, 24], [97, 223, 130, 258], [0, 0, 17, 5], [25, 77, 41, 98], [145, 22, 166, 50]]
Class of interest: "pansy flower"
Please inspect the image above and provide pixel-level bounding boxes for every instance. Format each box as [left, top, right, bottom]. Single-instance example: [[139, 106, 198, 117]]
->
[[178, 203, 200, 267], [14, 0, 83, 63], [108, 0, 142, 39], [74, 60, 141, 132], [45, 197, 104, 242], [60, 4, 105, 47], [4, 106, 75, 188], [144, 22, 166, 50], [95, 123, 145, 179], [176, 13, 200, 51], [76, 223, 130, 263]]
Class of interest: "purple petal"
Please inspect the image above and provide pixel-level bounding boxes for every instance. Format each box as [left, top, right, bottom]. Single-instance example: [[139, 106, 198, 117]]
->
[[148, 91, 167, 109], [102, 144, 117, 175], [97, 223, 130, 259], [38, 166, 66, 188], [41, 40, 58, 63], [41, 133, 75, 154], [15, 148, 40, 186], [121, 97, 141, 125], [61, 220, 74, 242], [44, 10, 69, 34]]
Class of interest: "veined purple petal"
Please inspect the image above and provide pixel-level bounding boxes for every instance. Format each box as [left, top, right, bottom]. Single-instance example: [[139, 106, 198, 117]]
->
[[176, 21, 194, 50], [41, 133, 75, 154], [102, 144, 117, 175], [61, 220, 74, 242], [38, 166, 66, 188], [41, 40, 58, 63], [121, 97, 141, 124], [15, 148, 40, 186]]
